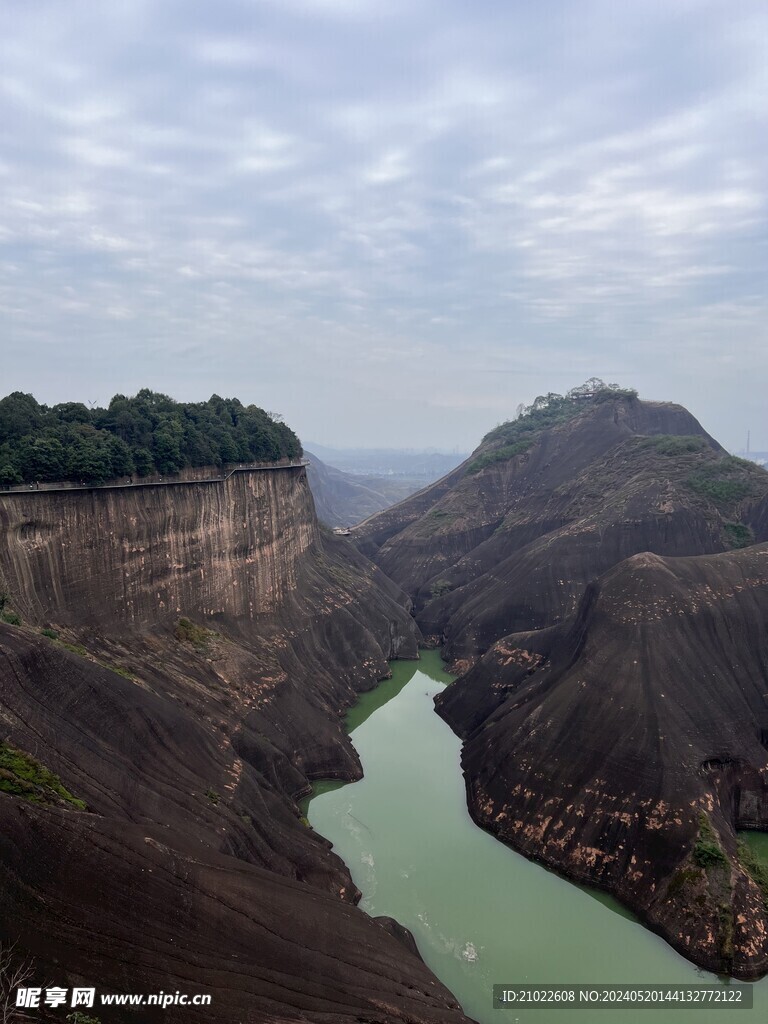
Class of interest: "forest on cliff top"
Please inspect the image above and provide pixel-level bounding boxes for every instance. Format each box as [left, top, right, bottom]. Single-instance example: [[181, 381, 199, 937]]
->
[[0, 389, 302, 486]]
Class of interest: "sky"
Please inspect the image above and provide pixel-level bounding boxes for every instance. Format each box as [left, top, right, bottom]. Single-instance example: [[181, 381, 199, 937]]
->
[[1, 0, 766, 452]]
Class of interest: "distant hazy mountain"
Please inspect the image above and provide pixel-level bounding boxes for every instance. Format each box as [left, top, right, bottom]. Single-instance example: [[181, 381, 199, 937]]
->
[[305, 450, 422, 527], [305, 442, 468, 482]]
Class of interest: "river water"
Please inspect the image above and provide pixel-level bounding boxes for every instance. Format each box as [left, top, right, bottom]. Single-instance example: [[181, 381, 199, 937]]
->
[[306, 651, 768, 1024]]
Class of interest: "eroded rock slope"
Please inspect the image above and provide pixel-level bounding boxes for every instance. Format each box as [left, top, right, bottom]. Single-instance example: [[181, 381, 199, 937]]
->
[[357, 391, 768, 978], [0, 465, 473, 1023], [438, 547, 768, 978]]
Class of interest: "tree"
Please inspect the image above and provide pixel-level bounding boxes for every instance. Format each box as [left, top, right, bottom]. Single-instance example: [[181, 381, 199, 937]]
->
[[107, 436, 134, 477], [0, 942, 34, 1024], [50, 402, 91, 425], [132, 447, 154, 477], [15, 436, 66, 482], [566, 378, 605, 399], [218, 434, 240, 465], [66, 439, 112, 483], [152, 426, 184, 475], [0, 390, 301, 484], [0, 393, 43, 443]]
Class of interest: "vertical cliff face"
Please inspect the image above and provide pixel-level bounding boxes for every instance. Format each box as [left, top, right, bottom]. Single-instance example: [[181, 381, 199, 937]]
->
[[0, 466, 319, 625], [0, 468, 421, 802], [0, 468, 478, 1023]]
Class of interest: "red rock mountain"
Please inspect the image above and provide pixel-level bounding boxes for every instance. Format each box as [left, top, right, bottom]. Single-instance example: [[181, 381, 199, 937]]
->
[[0, 465, 472, 1023], [356, 390, 768, 979]]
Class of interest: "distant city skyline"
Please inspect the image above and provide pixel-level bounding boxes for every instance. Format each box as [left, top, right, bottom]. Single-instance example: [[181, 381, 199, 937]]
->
[[2, 1, 766, 452]]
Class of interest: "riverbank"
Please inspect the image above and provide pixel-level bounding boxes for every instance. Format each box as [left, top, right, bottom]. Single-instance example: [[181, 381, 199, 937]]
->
[[307, 650, 768, 1024]]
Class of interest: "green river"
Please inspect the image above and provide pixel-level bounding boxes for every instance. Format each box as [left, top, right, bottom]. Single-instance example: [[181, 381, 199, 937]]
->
[[306, 651, 768, 1024]]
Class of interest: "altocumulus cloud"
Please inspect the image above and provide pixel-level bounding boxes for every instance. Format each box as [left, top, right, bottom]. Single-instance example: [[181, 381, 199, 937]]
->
[[0, 0, 766, 448]]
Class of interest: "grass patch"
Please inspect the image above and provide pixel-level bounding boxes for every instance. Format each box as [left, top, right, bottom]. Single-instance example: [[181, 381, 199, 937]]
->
[[667, 865, 704, 897], [723, 522, 754, 549], [60, 641, 89, 657], [719, 902, 734, 964], [175, 617, 214, 651], [47, 637, 139, 684], [693, 813, 728, 870], [738, 839, 768, 911], [422, 508, 459, 536], [106, 663, 135, 680], [0, 590, 21, 625], [204, 787, 220, 804], [326, 563, 358, 587], [686, 456, 763, 511], [430, 578, 453, 599], [466, 440, 533, 474], [0, 742, 86, 810], [636, 435, 709, 456]]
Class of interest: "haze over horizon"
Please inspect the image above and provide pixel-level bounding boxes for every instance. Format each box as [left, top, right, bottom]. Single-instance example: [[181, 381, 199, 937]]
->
[[1, 1, 766, 451]]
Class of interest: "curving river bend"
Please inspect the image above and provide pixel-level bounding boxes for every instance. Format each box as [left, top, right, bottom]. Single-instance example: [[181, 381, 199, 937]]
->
[[306, 651, 768, 1024]]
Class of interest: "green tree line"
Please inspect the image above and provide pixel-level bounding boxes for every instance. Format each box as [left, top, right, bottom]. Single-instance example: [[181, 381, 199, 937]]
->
[[0, 390, 302, 486]]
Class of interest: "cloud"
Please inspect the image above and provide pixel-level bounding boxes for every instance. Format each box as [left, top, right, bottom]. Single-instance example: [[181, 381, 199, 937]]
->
[[0, 0, 766, 448]]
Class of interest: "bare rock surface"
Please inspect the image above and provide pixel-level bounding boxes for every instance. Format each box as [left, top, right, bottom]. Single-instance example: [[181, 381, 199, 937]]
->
[[0, 466, 474, 1023], [358, 394, 768, 978], [437, 546, 768, 979]]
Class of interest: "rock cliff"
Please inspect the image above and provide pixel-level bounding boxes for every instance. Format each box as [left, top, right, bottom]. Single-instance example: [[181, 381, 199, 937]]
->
[[1, 466, 318, 625], [0, 465, 474, 1023], [438, 547, 768, 979], [355, 397, 768, 661], [357, 392, 768, 979]]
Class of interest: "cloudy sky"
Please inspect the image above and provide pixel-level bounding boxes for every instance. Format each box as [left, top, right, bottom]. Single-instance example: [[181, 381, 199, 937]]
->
[[1, 1, 766, 450]]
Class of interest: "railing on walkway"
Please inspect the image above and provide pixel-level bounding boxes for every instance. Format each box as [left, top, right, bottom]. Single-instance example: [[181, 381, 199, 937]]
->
[[0, 459, 310, 496]]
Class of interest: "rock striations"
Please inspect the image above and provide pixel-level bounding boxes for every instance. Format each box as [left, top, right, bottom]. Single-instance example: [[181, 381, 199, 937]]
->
[[0, 464, 473, 1023], [356, 390, 768, 979]]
